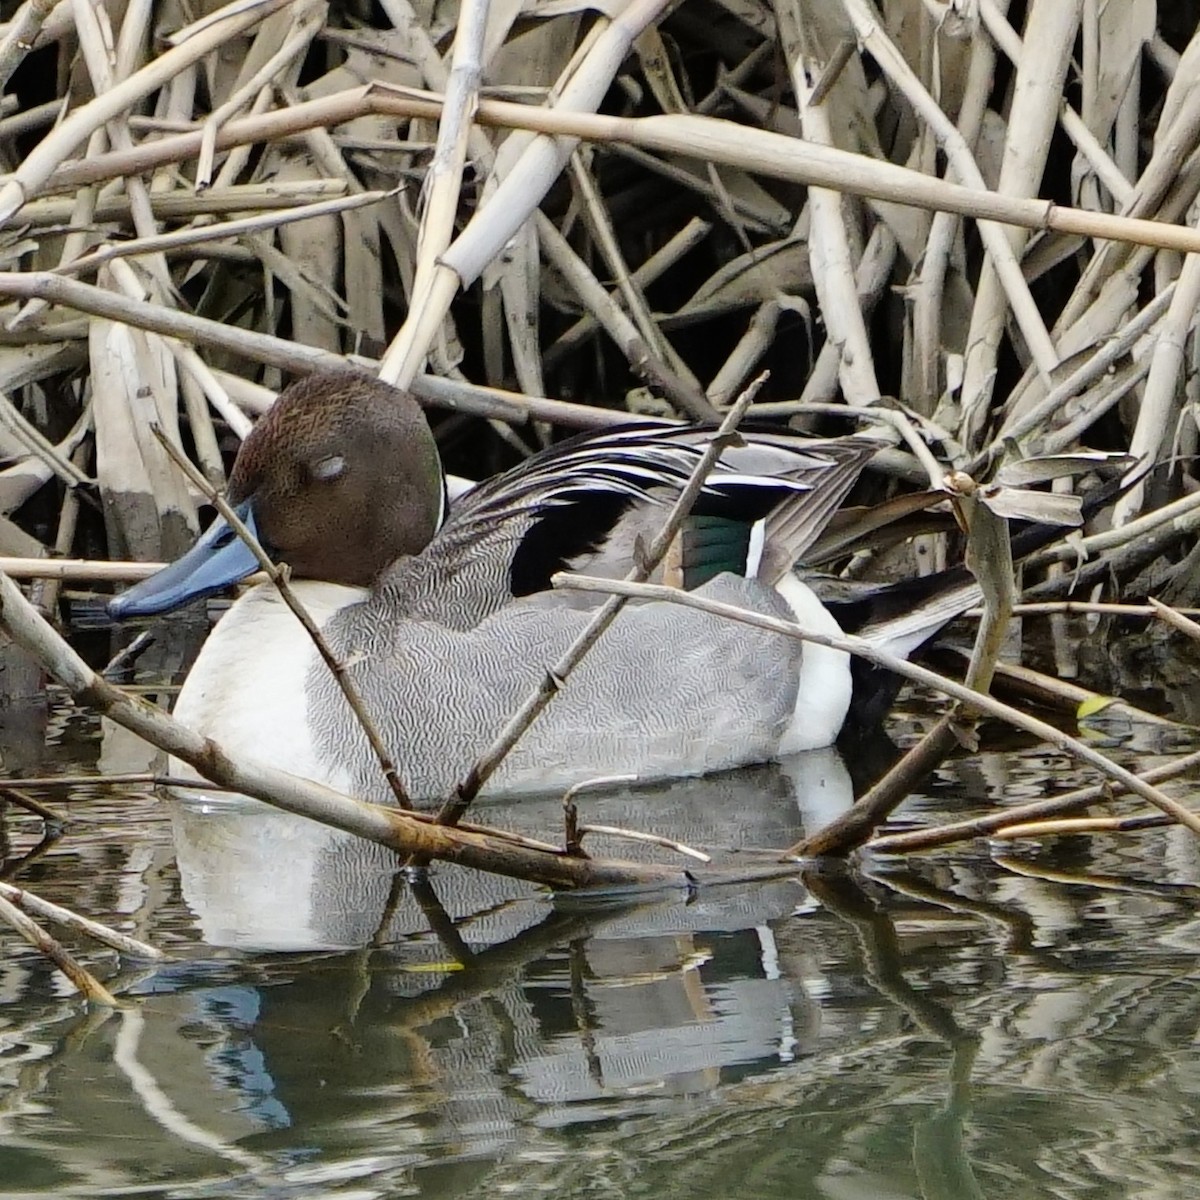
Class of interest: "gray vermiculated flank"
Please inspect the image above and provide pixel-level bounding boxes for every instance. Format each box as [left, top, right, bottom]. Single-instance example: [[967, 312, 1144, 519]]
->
[[306, 573, 803, 804]]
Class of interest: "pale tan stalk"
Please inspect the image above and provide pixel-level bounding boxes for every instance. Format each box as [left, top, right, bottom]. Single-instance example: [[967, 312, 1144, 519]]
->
[[982, 0, 1131, 206], [0, 556, 167, 580], [170, 342, 253, 439], [1052, 24, 1200, 331], [31, 84, 1200, 257], [8, 122, 108, 331], [0, 393, 90, 488], [438, 0, 673, 290], [800, 223, 896, 407], [0, 0, 62, 91], [978, 285, 1173, 471], [909, 11, 996, 408], [1110, 236, 1200, 528], [1147, 596, 1200, 643], [0, 269, 656, 430], [195, 3, 322, 188], [545, 217, 711, 367], [71, 0, 168, 297], [21, 181, 347, 227], [958, 0, 1081, 447], [1019, 488, 1200, 570], [55, 190, 394, 278], [0, 0, 294, 225], [535, 211, 715, 420], [568, 150, 699, 392], [839, 0, 1058, 385], [379, 0, 489, 389], [707, 301, 781, 407], [780, 14, 879, 406]]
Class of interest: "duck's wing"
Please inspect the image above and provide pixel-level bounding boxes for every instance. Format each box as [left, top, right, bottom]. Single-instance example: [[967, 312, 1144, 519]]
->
[[425, 424, 881, 602]]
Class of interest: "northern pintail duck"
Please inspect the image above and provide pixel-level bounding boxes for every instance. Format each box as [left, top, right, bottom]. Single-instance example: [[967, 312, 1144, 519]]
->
[[110, 371, 894, 802]]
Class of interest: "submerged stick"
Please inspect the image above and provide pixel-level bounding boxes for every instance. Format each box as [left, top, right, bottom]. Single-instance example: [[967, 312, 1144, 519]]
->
[[0, 880, 162, 959], [0, 892, 118, 1006], [866, 749, 1200, 855], [990, 814, 1171, 839], [0, 569, 689, 890]]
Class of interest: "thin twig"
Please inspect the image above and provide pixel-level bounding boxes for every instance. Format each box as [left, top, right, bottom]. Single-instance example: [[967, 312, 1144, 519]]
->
[[435, 372, 769, 827], [53, 189, 398, 279], [0, 567, 691, 890], [0, 892, 118, 1005], [0, 880, 162, 959], [551, 573, 1200, 840]]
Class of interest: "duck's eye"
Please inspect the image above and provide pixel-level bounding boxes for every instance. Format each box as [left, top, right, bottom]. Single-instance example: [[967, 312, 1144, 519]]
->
[[310, 454, 347, 484]]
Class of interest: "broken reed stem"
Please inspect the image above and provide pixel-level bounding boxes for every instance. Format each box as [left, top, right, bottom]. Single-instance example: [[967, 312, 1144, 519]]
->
[[0, 892, 118, 1006], [150, 424, 415, 810], [379, 0, 488, 390], [990, 814, 1172, 840], [794, 473, 1016, 857], [0, 0, 62, 92], [53, 189, 397, 279], [29, 83, 1200, 258], [0, 568, 689, 890], [865, 748, 1200, 855], [551, 573, 1200, 840], [0, 880, 162, 959], [1, 787, 66, 823], [0, 0, 296, 224], [436, 372, 769, 827], [0, 270, 658, 432], [577, 823, 712, 863]]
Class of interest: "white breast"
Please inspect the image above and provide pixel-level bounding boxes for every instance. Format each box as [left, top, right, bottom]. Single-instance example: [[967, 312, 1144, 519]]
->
[[169, 581, 366, 799]]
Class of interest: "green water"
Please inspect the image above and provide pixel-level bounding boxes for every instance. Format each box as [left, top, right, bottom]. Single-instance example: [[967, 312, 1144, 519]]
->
[[3, 690, 1200, 1199]]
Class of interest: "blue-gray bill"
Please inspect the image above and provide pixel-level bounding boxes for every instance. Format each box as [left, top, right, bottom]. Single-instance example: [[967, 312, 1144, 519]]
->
[[107, 500, 263, 620]]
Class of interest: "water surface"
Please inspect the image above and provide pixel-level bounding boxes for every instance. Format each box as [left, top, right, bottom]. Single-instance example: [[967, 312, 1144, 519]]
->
[[3, 679, 1200, 1199]]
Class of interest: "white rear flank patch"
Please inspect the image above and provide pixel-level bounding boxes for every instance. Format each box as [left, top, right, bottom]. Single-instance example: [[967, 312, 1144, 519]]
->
[[746, 519, 766, 579], [773, 575, 852, 753]]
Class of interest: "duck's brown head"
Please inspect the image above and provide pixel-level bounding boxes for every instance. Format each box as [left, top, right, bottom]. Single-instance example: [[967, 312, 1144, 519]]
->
[[108, 370, 443, 618]]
